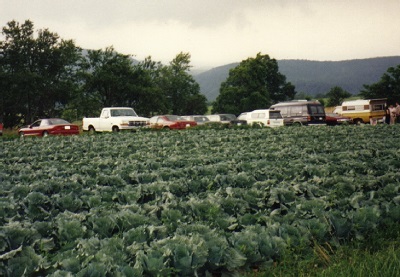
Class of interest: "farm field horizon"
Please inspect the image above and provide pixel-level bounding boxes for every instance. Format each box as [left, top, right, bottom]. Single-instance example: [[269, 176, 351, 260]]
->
[[1, 125, 400, 276]]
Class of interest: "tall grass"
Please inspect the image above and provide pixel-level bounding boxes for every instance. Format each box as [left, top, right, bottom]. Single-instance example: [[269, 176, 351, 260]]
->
[[248, 225, 400, 277]]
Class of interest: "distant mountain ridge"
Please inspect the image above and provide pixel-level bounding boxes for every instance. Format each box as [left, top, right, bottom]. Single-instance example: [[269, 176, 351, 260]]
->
[[192, 56, 400, 101]]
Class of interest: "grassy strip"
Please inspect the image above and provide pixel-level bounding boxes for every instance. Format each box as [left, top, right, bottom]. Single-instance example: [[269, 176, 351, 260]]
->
[[247, 225, 400, 277]]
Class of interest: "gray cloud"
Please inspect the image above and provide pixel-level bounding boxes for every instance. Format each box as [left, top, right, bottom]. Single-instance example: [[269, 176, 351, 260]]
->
[[1, 0, 399, 68], [1, 0, 303, 29]]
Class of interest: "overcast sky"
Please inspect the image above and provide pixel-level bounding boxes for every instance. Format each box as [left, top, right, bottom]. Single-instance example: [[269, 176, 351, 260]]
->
[[1, 0, 399, 69]]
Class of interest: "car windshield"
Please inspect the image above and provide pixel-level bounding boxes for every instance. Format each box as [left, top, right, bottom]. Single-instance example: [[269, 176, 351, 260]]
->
[[165, 115, 183, 121], [48, 119, 70, 125], [194, 116, 209, 122], [111, 109, 137, 117], [308, 105, 325, 115], [220, 114, 236, 121], [237, 113, 247, 120]]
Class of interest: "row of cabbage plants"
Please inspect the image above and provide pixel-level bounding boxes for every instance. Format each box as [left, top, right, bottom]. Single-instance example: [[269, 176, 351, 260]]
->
[[1, 125, 400, 276]]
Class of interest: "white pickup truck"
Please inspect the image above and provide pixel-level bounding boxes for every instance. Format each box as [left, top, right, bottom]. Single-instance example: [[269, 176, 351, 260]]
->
[[82, 107, 149, 132]]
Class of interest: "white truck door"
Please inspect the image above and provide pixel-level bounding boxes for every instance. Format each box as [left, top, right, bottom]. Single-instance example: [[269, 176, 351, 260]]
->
[[99, 109, 111, 131]]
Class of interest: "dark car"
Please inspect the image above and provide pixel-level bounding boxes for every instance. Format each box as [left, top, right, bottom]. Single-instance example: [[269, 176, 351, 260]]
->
[[207, 114, 247, 126], [326, 113, 353, 126], [149, 115, 197, 129], [19, 118, 80, 137], [270, 100, 326, 126], [181, 115, 211, 125]]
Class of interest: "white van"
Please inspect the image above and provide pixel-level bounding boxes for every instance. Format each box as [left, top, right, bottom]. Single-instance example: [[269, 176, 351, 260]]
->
[[245, 109, 284, 127]]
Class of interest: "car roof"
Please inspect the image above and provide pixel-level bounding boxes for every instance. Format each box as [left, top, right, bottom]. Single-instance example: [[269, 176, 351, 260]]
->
[[341, 98, 387, 106], [37, 118, 64, 120], [250, 109, 276, 112], [271, 100, 321, 106]]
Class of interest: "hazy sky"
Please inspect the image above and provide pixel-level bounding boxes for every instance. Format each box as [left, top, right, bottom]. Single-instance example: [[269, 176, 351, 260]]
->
[[1, 0, 399, 69]]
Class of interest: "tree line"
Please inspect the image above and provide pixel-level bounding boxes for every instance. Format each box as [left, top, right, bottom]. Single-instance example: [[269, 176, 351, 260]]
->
[[0, 20, 208, 128], [1, 20, 399, 128]]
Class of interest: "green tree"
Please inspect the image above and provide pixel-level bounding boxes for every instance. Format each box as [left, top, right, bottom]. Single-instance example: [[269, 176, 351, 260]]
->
[[294, 92, 312, 101], [326, 86, 352, 107], [78, 49, 175, 118], [158, 52, 207, 115], [78, 47, 138, 116], [360, 65, 400, 105], [135, 56, 169, 116], [0, 20, 81, 127], [212, 53, 296, 115]]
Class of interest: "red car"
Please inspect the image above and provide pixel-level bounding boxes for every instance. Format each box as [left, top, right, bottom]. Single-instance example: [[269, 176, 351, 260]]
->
[[326, 113, 353, 126], [149, 115, 197, 130], [19, 118, 80, 137], [0, 122, 3, 136]]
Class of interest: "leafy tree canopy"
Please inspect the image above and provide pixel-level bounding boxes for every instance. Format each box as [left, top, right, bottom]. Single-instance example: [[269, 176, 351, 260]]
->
[[294, 92, 312, 101], [0, 20, 208, 126], [360, 65, 400, 105], [212, 53, 296, 115], [326, 86, 352, 107], [0, 20, 81, 127], [158, 52, 208, 115], [77, 46, 145, 117]]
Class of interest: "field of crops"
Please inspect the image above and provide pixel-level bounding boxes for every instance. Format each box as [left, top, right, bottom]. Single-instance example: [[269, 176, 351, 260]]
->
[[1, 125, 400, 276]]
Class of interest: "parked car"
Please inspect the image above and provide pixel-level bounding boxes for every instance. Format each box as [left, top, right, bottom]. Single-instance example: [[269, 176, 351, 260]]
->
[[245, 109, 285, 127], [325, 113, 353, 126], [82, 107, 149, 132], [19, 118, 80, 137], [148, 115, 197, 129], [237, 112, 248, 121], [207, 114, 246, 126], [270, 100, 326, 126], [0, 122, 3, 136], [181, 115, 210, 125]]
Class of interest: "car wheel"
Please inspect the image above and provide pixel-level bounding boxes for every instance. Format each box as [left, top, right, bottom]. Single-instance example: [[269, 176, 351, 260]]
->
[[353, 119, 363, 125], [88, 126, 96, 134], [19, 131, 24, 138], [43, 131, 49, 137], [112, 126, 119, 132], [292, 122, 302, 127]]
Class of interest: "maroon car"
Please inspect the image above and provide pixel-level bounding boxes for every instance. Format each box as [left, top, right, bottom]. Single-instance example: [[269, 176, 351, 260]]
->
[[149, 115, 197, 130], [19, 118, 80, 137], [326, 113, 353, 126]]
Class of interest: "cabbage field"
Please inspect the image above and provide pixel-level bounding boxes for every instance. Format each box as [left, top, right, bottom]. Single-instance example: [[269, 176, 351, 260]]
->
[[1, 125, 400, 276]]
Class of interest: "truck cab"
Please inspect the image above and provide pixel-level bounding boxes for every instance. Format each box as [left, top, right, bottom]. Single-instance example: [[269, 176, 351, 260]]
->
[[82, 107, 149, 132]]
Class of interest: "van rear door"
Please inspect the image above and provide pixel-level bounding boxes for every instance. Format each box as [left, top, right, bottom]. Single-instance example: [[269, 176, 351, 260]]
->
[[269, 110, 285, 127], [307, 104, 326, 124]]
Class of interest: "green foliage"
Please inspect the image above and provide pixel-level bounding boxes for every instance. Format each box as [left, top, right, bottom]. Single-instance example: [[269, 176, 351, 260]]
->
[[360, 64, 400, 105], [0, 21, 208, 127], [0, 20, 81, 127], [212, 53, 296, 114], [78, 47, 160, 117], [1, 126, 400, 275], [259, 229, 400, 277], [326, 86, 352, 107], [157, 52, 208, 115], [294, 92, 313, 100]]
